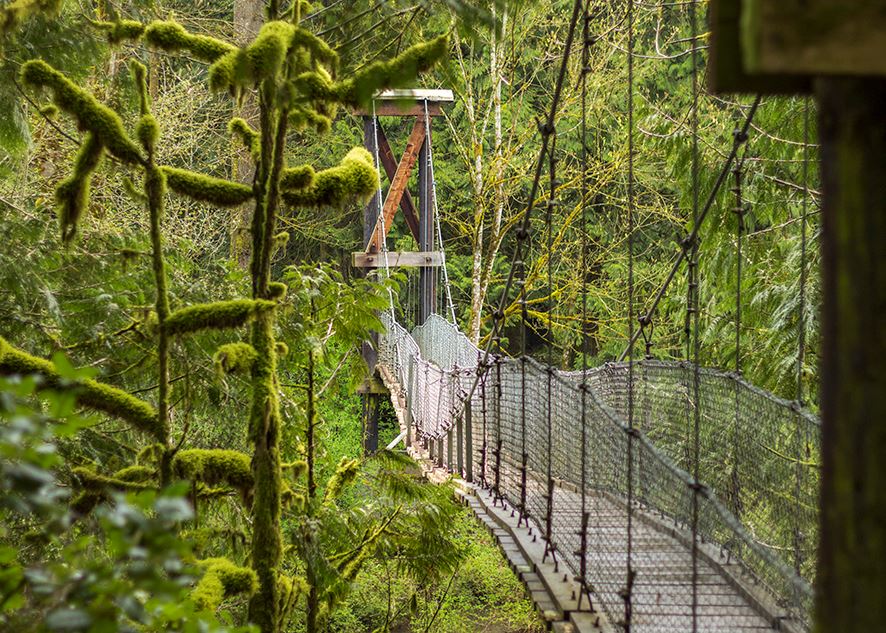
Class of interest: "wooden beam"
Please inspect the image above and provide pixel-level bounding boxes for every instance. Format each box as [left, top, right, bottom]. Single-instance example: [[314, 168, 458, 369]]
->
[[708, 0, 811, 94], [352, 251, 443, 268], [367, 118, 425, 253], [376, 123, 420, 241], [743, 0, 886, 77], [353, 102, 443, 117]]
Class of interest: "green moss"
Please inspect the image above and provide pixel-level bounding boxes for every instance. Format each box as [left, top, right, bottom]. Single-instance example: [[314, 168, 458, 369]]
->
[[130, 60, 153, 122], [323, 457, 360, 503], [55, 133, 103, 243], [280, 165, 314, 190], [143, 20, 235, 63], [272, 231, 290, 256], [267, 282, 287, 300], [282, 460, 306, 477], [0, 336, 165, 441], [96, 19, 145, 45], [277, 573, 309, 618], [72, 466, 156, 491], [229, 117, 260, 160], [214, 342, 259, 375], [172, 448, 254, 492], [136, 115, 160, 153], [161, 166, 253, 207], [274, 341, 289, 358], [164, 299, 275, 336], [39, 104, 58, 118], [282, 148, 377, 209], [20, 60, 143, 164], [289, 107, 332, 134], [113, 465, 155, 482], [208, 21, 295, 92], [336, 35, 449, 106], [290, 27, 337, 70], [70, 490, 103, 516], [137, 443, 164, 465], [192, 558, 258, 611]]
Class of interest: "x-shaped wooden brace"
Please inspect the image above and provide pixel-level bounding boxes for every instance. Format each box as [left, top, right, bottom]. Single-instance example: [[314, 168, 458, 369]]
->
[[366, 117, 425, 253]]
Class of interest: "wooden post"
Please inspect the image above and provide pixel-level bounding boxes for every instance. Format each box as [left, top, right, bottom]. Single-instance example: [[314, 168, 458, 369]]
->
[[456, 412, 464, 476], [465, 399, 473, 482], [816, 76, 886, 631], [360, 115, 382, 456], [436, 437, 444, 468], [447, 427, 454, 472], [404, 360, 414, 448]]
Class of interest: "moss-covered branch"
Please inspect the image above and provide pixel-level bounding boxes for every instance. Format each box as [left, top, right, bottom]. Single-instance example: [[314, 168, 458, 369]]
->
[[164, 299, 276, 336], [56, 133, 103, 242], [162, 166, 254, 207], [209, 21, 295, 92], [94, 19, 144, 45], [71, 465, 156, 491], [281, 148, 377, 209], [0, 337, 165, 441], [20, 60, 143, 164], [143, 20, 235, 63], [172, 449, 254, 493], [192, 558, 258, 611], [214, 342, 259, 375], [229, 118, 260, 161]]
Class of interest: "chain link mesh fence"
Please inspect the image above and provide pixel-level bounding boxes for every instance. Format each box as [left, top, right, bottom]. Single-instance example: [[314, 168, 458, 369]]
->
[[378, 313, 817, 632]]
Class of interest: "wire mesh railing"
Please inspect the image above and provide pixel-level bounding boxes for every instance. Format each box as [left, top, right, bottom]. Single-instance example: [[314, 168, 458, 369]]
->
[[377, 312, 817, 631]]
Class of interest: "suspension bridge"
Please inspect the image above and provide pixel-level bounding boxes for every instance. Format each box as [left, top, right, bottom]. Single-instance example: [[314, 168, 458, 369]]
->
[[351, 3, 826, 631]]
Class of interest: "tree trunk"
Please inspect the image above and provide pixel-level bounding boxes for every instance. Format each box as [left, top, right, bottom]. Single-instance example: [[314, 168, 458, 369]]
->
[[815, 76, 886, 633], [231, 0, 263, 266]]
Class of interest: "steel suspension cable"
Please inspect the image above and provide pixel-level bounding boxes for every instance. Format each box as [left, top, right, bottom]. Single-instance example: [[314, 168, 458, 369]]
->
[[542, 129, 558, 570], [688, 2, 701, 631], [455, 0, 584, 411], [423, 100, 459, 325], [617, 95, 761, 362], [577, 0, 595, 612], [797, 97, 810, 407], [624, 0, 636, 628]]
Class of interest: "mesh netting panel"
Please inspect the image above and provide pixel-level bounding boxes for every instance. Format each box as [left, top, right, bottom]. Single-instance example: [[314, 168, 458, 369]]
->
[[377, 314, 817, 631]]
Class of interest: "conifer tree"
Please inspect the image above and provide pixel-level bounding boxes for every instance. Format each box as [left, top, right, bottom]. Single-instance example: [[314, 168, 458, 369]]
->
[[5, 3, 447, 632]]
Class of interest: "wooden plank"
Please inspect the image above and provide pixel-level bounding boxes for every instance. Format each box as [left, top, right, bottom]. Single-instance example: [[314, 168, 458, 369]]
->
[[743, 0, 886, 77], [376, 123, 421, 241], [708, 0, 811, 94], [353, 102, 444, 117], [367, 118, 425, 253], [375, 89, 454, 102], [352, 251, 443, 268]]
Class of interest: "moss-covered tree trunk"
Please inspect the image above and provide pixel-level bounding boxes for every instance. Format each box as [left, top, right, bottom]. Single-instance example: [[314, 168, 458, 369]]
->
[[815, 76, 886, 633], [246, 75, 289, 633]]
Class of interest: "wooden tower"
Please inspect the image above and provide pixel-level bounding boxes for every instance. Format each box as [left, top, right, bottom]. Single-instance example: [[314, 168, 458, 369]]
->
[[354, 89, 454, 454]]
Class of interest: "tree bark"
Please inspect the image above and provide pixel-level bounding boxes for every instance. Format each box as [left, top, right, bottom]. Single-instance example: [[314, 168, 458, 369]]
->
[[231, 0, 263, 266], [815, 76, 886, 633]]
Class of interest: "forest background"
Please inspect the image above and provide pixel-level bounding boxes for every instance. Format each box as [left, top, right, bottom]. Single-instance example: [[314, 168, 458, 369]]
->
[[0, 0, 818, 632]]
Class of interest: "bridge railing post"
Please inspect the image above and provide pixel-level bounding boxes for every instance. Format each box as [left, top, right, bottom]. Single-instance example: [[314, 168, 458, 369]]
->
[[456, 410, 464, 477], [437, 437, 444, 468], [465, 398, 473, 482], [405, 358, 415, 449], [447, 427, 454, 472]]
